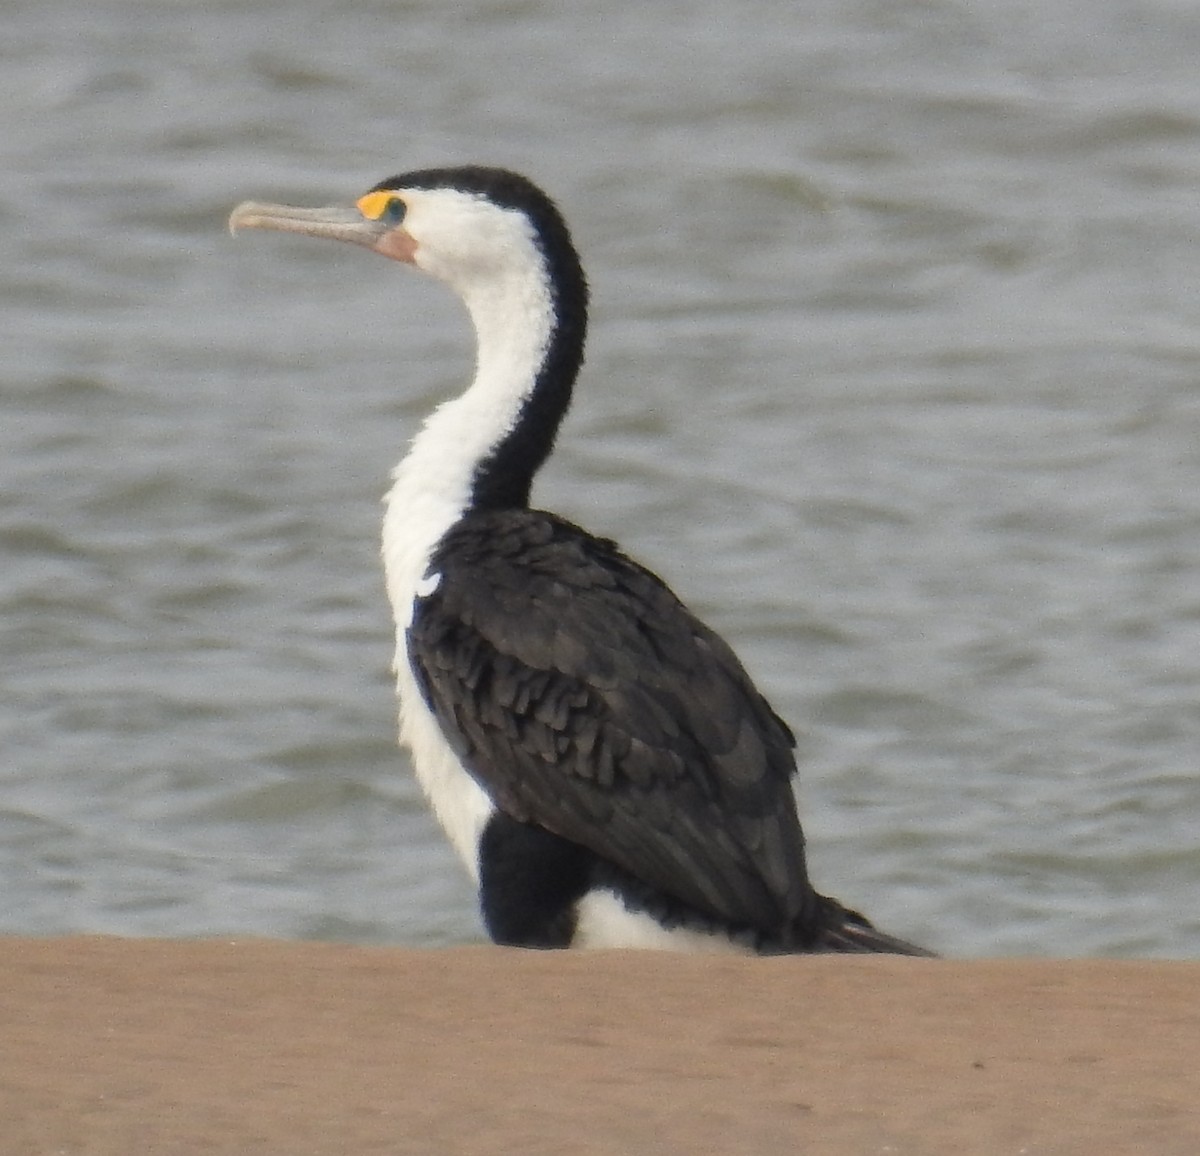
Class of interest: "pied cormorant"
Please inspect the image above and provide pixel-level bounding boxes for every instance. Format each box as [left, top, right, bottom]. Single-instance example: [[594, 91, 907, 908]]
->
[[229, 166, 931, 956]]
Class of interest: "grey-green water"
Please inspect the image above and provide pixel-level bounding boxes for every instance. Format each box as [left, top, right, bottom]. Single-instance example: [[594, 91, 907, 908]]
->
[[3, 0, 1199, 956]]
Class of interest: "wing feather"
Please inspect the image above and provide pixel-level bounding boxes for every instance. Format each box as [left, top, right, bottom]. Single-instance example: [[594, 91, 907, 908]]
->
[[408, 508, 815, 933]]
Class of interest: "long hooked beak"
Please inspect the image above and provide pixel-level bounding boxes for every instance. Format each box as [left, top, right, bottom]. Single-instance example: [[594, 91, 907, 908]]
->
[[228, 201, 388, 248]]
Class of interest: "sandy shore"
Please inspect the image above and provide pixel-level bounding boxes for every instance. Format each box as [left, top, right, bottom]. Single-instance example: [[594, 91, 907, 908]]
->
[[3, 936, 1197, 1155]]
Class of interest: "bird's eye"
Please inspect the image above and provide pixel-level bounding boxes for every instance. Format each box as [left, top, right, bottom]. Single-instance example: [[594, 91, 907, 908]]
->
[[357, 190, 407, 224]]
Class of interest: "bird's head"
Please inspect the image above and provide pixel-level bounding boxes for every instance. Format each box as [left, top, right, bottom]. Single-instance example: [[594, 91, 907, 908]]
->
[[229, 166, 583, 306]]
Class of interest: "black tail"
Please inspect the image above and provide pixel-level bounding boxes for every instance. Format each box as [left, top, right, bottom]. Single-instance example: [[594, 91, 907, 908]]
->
[[802, 896, 936, 957]]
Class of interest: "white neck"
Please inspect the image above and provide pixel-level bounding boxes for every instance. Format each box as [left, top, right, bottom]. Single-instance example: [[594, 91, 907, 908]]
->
[[381, 250, 554, 632]]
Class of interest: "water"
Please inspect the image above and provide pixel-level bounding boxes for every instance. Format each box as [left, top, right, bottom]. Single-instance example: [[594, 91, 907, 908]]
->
[[2, 0, 1199, 957]]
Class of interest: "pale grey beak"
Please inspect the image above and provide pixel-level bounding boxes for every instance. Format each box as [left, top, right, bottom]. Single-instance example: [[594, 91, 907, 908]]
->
[[228, 202, 387, 248]]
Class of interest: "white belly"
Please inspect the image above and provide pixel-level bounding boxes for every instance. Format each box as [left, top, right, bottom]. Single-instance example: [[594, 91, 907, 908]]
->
[[395, 649, 494, 884]]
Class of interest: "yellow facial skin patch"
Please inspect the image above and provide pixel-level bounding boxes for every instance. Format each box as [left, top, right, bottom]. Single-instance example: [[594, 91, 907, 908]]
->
[[357, 190, 400, 221]]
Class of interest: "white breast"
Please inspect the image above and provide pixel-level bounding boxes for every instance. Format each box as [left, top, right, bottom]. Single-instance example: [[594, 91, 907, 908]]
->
[[382, 452, 496, 881]]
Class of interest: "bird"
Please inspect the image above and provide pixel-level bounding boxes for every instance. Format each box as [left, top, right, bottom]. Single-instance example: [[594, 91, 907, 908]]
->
[[229, 166, 932, 956]]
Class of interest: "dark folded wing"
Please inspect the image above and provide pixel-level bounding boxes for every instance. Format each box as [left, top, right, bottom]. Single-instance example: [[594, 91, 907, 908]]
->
[[407, 508, 817, 934]]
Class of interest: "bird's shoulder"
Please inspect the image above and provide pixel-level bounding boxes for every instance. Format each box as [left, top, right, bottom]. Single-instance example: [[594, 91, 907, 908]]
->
[[412, 506, 796, 784]]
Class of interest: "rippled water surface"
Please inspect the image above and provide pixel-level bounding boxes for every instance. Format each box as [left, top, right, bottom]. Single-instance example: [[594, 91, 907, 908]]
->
[[3, 0, 1200, 956]]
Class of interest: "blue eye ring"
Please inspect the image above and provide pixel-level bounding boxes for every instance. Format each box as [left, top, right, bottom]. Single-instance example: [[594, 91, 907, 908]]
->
[[382, 196, 407, 224]]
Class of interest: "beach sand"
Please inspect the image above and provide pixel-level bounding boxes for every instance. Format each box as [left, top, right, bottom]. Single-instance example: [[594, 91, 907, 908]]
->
[[3, 935, 1197, 1154]]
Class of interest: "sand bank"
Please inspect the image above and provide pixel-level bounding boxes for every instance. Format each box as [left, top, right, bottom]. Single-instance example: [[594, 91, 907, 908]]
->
[[3, 936, 1196, 1154]]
